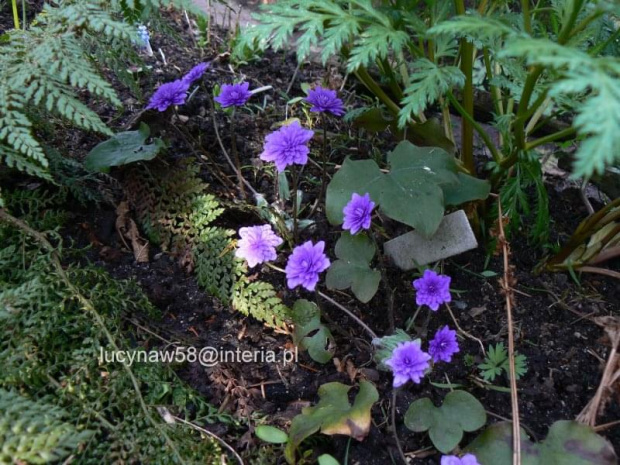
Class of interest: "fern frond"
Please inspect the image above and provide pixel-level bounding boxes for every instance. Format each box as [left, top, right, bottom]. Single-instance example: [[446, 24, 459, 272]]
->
[[0, 389, 94, 464], [347, 24, 409, 72], [42, 2, 135, 40], [233, 276, 290, 329], [398, 59, 464, 127]]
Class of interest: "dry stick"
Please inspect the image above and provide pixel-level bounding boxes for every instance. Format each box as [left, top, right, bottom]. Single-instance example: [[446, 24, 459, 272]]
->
[[208, 96, 258, 198], [317, 290, 378, 340], [391, 390, 408, 465], [576, 318, 620, 426], [497, 198, 521, 465], [445, 303, 486, 356], [0, 210, 187, 465], [171, 413, 244, 465], [578, 266, 620, 280]]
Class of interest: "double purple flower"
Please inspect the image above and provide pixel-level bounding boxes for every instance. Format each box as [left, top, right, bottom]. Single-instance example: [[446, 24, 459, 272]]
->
[[145, 80, 189, 112], [342, 193, 375, 234], [413, 270, 452, 311], [306, 86, 345, 116], [145, 62, 210, 112], [429, 326, 460, 363], [441, 454, 481, 465], [285, 241, 330, 291], [260, 121, 314, 172], [385, 340, 431, 388], [235, 225, 283, 268], [215, 82, 253, 107]]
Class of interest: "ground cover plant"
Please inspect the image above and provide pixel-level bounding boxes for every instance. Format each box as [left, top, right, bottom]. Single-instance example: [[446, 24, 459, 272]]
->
[[0, 0, 619, 464]]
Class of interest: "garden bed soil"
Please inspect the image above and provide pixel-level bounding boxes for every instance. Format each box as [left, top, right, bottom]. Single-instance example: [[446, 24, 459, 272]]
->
[[4, 6, 619, 464]]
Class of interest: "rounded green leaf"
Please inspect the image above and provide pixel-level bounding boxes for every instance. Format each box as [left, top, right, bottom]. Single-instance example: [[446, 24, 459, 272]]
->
[[318, 454, 340, 465], [255, 425, 288, 444], [442, 390, 486, 432]]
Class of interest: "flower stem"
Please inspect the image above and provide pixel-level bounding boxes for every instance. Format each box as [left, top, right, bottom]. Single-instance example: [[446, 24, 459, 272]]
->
[[405, 306, 423, 333], [318, 116, 329, 209], [291, 166, 299, 242], [230, 110, 246, 199]]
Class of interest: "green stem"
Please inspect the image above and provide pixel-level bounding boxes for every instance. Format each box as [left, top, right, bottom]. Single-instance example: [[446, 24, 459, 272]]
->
[[317, 116, 329, 210], [405, 306, 423, 332], [483, 47, 503, 115], [291, 166, 299, 242], [455, 0, 475, 175], [354, 66, 402, 118], [230, 110, 246, 198], [521, 0, 532, 34], [447, 92, 501, 163], [11, 0, 20, 29], [525, 127, 576, 150]]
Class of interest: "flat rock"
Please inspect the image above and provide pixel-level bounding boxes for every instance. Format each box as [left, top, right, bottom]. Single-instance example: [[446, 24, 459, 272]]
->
[[384, 210, 478, 270]]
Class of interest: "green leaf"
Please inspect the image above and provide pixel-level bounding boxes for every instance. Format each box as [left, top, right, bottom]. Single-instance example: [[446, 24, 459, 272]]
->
[[351, 107, 393, 133], [286, 381, 379, 458], [326, 232, 381, 303], [327, 142, 465, 237], [292, 299, 334, 364], [318, 454, 340, 465], [381, 143, 458, 237], [255, 425, 289, 444], [326, 157, 385, 225], [404, 390, 486, 453], [442, 172, 490, 206], [467, 421, 617, 465], [83, 123, 164, 172]]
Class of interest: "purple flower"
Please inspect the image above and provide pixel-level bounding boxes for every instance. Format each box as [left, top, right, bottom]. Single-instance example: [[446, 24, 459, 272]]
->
[[429, 326, 460, 363], [235, 225, 283, 268], [259, 121, 314, 172], [441, 454, 481, 465], [215, 82, 252, 107], [183, 62, 210, 85], [306, 86, 345, 116], [385, 340, 431, 387], [412, 270, 451, 311], [342, 193, 375, 234], [285, 241, 330, 291], [146, 79, 189, 112]]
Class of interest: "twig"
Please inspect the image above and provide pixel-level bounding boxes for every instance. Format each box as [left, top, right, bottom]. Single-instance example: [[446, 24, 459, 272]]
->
[[445, 303, 486, 356], [208, 96, 258, 198], [391, 389, 408, 465], [579, 266, 620, 280], [577, 316, 620, 426], [0, 210, 187, 465], [497, 198, 521, 465], [317, 290, 378, 340], [162, 410, 244, 465]]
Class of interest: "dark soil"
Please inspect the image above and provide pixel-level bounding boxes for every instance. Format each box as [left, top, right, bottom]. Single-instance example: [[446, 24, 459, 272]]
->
[[5, 5, 619, 465]]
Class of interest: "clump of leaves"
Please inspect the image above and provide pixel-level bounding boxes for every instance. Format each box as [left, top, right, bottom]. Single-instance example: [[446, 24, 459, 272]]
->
[[467, 420, 617, 465], [404, 390, 487, 454], [285, 381, 378, 464], [478, 342, 527, 382]]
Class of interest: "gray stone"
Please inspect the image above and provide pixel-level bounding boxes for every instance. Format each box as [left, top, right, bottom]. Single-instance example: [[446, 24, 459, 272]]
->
[[383, 210, 478, 270]]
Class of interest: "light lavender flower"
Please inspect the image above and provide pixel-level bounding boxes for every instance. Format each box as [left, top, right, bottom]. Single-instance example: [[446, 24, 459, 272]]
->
[[385, 340, 431, 387], [285, 240, 330, 291], [306, 86, 345, 116], [235, 225, 283, 268], [145, 79, 189, 112], [215, 82, 252, 107], [342, 193, 375, 234], [183, 62, 210, 85], [428, 326, 460, 363], [441, 454, 481, 465], [412, 270, 451, 311], [259, 121, 314, 172]]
